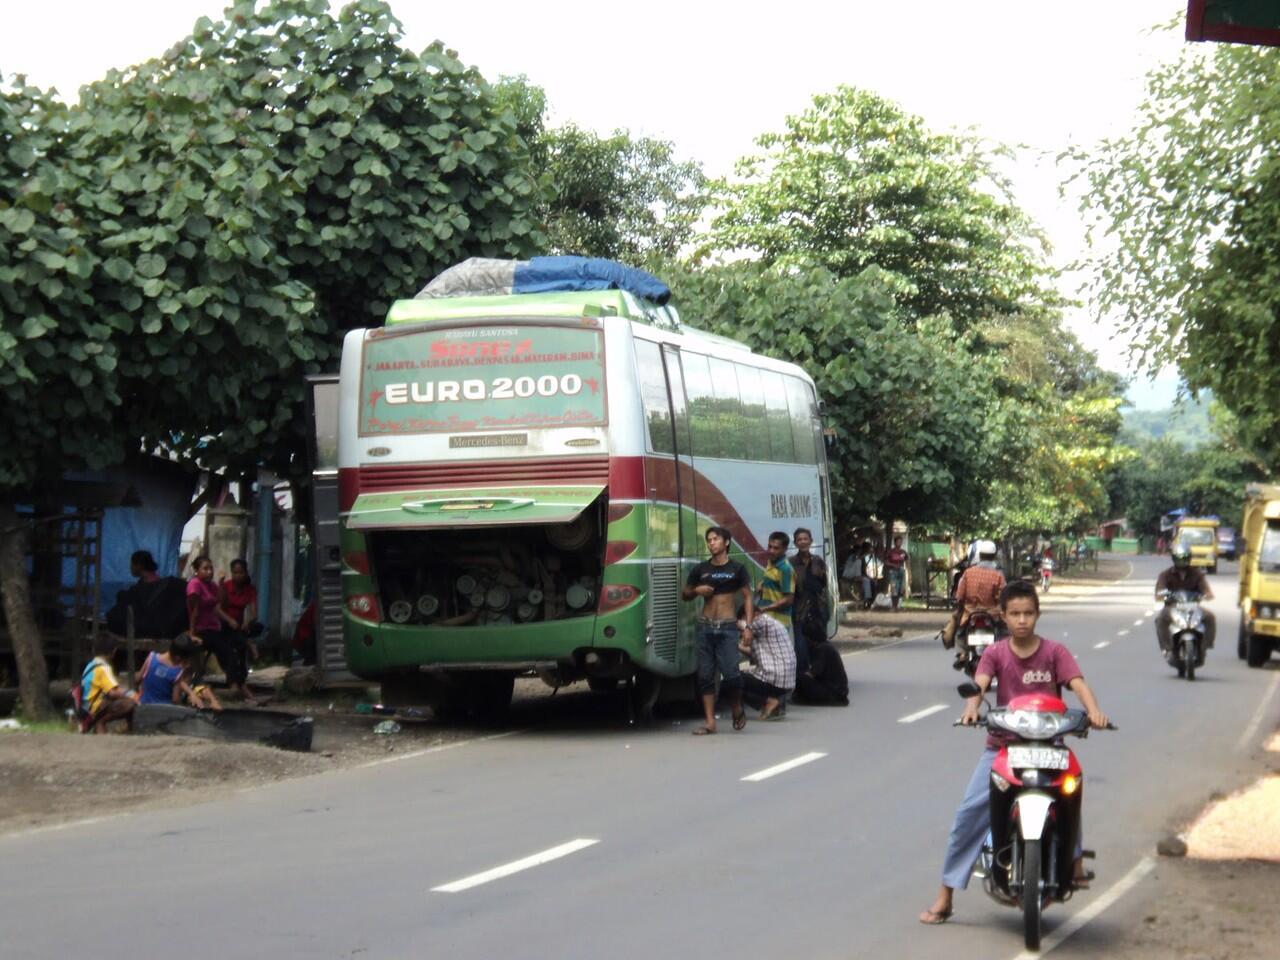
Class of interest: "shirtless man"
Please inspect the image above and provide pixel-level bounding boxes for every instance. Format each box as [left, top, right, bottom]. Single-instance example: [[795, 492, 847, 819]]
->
[[682, 526, 754, 735]]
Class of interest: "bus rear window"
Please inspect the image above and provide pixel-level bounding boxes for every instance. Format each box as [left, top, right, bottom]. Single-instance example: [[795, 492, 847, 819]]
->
[[360, 324, 606, 435]]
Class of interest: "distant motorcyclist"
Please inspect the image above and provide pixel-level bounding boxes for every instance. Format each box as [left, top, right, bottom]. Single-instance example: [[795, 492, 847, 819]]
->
[[1155, 546, 1215, 653], [941, 540, 1006, 648]]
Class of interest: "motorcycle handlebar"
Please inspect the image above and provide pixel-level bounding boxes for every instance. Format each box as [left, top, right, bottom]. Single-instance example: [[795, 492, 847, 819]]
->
[[952, 717, 1118, 731]]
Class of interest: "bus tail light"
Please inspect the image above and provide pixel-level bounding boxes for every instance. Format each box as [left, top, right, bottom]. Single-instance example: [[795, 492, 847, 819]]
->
[[608, 502, 634, 522], [343, 550, 370, 574], [603, 540, 637, 565], [597, 584, 639, 614], [347, 593, 382, 623]]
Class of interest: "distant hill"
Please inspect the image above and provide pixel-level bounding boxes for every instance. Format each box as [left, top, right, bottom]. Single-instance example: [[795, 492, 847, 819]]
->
[[1121, 397, 1214, 449]]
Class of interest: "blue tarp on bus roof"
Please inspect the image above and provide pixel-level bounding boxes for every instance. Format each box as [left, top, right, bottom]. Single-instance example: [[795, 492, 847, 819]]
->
[[417, 256, 671, 305]]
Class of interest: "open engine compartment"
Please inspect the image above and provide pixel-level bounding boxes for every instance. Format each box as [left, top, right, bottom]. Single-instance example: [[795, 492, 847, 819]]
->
[[366, 499, 606, 627]]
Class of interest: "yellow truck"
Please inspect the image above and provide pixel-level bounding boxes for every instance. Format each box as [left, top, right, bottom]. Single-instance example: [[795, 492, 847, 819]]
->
[[1174, 517, 1220, 574], [1239, 484, 1280, 667]]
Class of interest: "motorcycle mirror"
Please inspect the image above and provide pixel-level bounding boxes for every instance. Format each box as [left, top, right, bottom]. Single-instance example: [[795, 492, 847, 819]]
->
[[956, 681, 982, 699]]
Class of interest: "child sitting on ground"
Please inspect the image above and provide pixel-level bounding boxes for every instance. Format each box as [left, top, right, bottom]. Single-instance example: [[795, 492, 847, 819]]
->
[[135, 635, 222, 711], [80, 635, 136, 733]]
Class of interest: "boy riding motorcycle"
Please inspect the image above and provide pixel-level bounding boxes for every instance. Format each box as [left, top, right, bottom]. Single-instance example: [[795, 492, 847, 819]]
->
[[919, 578, 1109, 925]]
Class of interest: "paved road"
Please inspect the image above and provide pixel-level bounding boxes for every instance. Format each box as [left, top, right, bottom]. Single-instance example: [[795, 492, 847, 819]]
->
[[4, 556, 1276, 960]]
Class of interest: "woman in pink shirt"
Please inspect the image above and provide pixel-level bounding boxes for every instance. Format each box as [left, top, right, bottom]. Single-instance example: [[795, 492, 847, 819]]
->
[[185, 556, 223, 642], [186, 555, 258, 704]]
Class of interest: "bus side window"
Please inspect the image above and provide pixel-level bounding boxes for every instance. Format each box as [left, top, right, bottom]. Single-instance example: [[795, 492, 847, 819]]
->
[[761, 370, 795, 462], [682, 352, 720, 459], [735, 363, 769, 462], [635, 339, 675, 454], [708, 357, 746, 460], [784, 376, 818, 465]]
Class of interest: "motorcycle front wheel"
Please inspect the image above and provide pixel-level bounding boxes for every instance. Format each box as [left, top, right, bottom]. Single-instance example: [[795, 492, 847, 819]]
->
[[1184, 637, 1197, 681], [1022, 837, 1043, 951]]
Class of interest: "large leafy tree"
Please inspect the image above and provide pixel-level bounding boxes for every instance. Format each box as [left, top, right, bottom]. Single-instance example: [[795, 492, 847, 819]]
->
[[977, 317, 1131, 536], [1108, 432, 1265, 536], [0, 0, 543, 717], [706, 86, 1058, 328], [664, 260, 1024, 532], [1076, 39, 1280, 466], [537, 124, 706, 262], [494, 76, 707, 263]]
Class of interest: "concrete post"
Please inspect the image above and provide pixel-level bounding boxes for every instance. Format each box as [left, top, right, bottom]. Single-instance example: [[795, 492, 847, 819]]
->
[[254, 469, 275, 642]]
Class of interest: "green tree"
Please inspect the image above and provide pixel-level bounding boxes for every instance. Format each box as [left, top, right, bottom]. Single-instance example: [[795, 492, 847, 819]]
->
[[706, 86, 1058, 328], [538, 124, 706, 262], [0, 0, 543, 717], [494, 76, 707, 263], [664, 260, 1024, 531], [1107, 437, 1186, 537], [1076, 38, 1280, 466], [975, 317, 1131, 536]]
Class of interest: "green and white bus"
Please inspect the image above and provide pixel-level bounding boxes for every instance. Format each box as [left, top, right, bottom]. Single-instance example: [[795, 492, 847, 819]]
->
[[335, 259, 838, 717]]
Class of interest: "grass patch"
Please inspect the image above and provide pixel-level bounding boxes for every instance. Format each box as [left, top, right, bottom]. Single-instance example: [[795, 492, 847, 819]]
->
[[4, 719, 74, 735]]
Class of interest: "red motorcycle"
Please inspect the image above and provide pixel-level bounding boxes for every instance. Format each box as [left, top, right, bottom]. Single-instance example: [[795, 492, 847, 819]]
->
[[957, 682, 1116, 950]]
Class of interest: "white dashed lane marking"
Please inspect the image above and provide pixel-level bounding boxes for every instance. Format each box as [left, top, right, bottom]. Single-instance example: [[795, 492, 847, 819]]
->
[[1094, 641, 1111, 649], [432, 839, 600, 893], [741, 752, 828, 782], [898, 704, 948, 724]]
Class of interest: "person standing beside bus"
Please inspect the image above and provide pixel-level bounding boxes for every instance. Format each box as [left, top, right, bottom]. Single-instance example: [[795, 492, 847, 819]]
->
[[682, 526, 754, 735], [791, 527, 828, 671], [758, 531, 797, 656]]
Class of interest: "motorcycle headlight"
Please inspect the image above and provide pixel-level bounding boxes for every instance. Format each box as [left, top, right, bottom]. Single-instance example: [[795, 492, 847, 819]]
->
[[1171, 612, 1189, 629], [1001, 709, 1067, 739]]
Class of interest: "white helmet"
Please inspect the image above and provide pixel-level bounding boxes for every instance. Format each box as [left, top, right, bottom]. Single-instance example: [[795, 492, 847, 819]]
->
[[975, 539, 997, 559]]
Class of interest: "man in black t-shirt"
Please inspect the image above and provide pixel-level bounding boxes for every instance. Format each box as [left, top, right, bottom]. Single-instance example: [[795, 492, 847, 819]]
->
[[1155, 546, 1215, 653], [682, 525, 754, 735]]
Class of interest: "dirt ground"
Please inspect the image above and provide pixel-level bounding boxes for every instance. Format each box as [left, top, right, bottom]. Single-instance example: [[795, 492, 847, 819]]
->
[[0, 676, 574, 836], [1101, 750, 1280, 959], [1103, 858, 1280, 959]]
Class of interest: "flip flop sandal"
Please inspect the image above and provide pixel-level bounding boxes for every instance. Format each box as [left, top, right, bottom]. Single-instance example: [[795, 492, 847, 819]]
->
[[691, 726, 716, 736], [918, 908, 953, 925], [732, 710, 747, 731]]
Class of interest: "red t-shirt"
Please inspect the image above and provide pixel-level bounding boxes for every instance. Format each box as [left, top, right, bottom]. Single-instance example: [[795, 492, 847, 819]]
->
[[884, 547, 908, 570], [976, 636, 1083, 748], [220, 578, 258, 627]]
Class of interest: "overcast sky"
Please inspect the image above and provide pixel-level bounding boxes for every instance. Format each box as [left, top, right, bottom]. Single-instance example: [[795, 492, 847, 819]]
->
[[1, 1, 1191, 405]]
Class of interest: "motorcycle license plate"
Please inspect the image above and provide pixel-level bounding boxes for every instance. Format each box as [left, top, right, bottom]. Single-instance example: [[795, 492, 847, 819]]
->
[[1007, 745, 1069, 770], [969, 631, 996, 647]]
